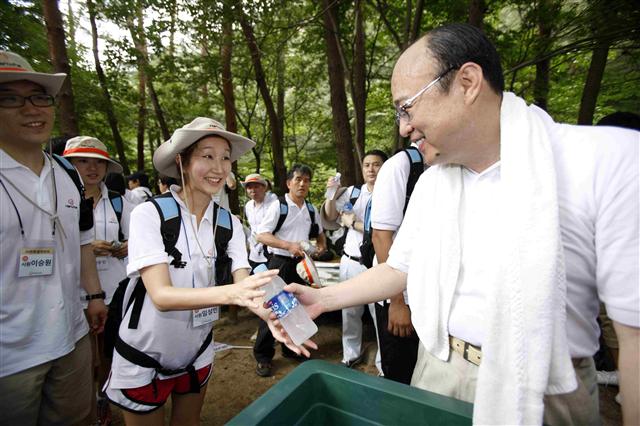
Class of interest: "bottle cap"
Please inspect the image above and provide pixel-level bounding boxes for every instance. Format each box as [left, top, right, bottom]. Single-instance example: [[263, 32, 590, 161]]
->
[[342, 202, 353, 212], [253, 264, 268, 274]]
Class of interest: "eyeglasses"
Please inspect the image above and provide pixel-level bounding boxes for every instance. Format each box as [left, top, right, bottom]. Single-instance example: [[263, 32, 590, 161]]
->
[[395, 66, 457, 125], [0, 94, 55, 108]]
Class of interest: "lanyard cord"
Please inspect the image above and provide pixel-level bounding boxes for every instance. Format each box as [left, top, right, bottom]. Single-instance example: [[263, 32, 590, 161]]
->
[[0, 178, 24, 237], [0, 168, 66, 244]]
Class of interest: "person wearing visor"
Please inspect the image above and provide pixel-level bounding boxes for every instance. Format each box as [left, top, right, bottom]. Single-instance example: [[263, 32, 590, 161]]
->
[[63, 135, 133, 424], [103, 117, 313, 425], [0, 51, 107, 425]]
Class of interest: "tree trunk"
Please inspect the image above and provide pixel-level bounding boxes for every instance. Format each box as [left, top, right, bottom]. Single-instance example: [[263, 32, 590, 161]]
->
[[237, 5, 287, 192], [126, 3, 171, 142], [136, 68, 146, 173], [578, 43, 609, 125], [42, 0, 79, 137], [409, 0, 425, 44], [66, 0, 78, 63], [87, 0, 130, 175], [532, 0, 555, 111], [468, 0, 485, 29], [221, 2, 240, 214], [321, 0, 357, 186], [352, 0, 366, 182]]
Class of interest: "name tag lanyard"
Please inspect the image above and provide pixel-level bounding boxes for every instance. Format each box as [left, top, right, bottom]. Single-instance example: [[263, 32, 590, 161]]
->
[[0, 157, 67, 248], [181, 204, 219, 288]]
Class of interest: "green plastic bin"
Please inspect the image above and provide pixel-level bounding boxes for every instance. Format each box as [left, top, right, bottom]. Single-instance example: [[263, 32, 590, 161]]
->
[[228, 360, 473, 425]]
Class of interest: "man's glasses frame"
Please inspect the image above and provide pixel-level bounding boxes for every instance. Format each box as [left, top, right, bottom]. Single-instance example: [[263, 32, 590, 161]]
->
[[395, 66, 457, 125], [0, 94, 55, 109]]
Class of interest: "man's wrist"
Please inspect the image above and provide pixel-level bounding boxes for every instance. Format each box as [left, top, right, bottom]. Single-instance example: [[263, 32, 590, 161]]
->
[[84, 291, 106, 301]]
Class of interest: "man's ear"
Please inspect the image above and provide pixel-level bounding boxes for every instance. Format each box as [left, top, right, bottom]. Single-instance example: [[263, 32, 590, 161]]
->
[[457, 62, 483, 105]]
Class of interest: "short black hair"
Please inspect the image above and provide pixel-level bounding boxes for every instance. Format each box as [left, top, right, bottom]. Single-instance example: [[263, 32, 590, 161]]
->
[[127, 171, 150, 187], [158, 174, 178, 186], [105, 172, 126, 195], [363, 149, 388, 163], [425, 23, 504, 94], [287, 164, 313, 181], [596, 111, 640, 131]]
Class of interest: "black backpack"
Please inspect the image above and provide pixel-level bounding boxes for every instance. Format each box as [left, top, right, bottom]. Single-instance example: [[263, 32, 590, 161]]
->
[[52, 154, 94, 231], [359, 147, 425, 267], [103, 192, 234, 391], [272, 195, 319, 239]]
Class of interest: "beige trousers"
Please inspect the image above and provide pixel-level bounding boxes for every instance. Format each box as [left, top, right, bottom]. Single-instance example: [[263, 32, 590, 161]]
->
[[411, 342, 600, 425], [0, 334, 92, 426]]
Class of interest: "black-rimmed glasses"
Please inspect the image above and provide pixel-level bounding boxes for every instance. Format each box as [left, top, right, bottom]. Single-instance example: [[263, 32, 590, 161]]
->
[[0, 94, 55, 108]]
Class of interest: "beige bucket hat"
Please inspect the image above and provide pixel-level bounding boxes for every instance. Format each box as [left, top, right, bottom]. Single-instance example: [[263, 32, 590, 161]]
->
[[153, 117, 256, 179], [242, 173, 268, 187], [0, 51, 66, 96], [63, 136, 124, 174]]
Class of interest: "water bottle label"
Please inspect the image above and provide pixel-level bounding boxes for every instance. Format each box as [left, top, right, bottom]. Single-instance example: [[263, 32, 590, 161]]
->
[[267, 290, 299, 319]]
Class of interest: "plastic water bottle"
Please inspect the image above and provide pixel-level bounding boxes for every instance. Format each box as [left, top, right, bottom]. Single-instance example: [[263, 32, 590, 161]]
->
[[324, 172, 341, 200], [254, 264, 318, 345]]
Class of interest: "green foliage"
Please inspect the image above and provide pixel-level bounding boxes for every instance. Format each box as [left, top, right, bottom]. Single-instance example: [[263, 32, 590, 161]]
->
[[3, 0, 639, 205]]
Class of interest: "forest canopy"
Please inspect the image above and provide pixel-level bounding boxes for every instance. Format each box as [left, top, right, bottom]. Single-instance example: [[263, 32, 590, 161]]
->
[[2, 0, 639, 207]]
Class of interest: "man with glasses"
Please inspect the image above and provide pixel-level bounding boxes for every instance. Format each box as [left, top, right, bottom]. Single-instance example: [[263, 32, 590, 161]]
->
[[0, 51, 107, 425], [286, 24, 638, 425]]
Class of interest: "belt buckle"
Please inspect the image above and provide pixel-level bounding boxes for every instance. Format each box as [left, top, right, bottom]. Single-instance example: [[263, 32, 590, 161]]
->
[[463, 342, 481, 366]]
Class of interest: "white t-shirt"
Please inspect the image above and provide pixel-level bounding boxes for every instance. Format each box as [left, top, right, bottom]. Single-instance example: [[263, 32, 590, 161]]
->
[[0, 150, 93, 377], [128, 186, 153, 205], [245, 192, 278, 263], [334, 184, 372, 258], [109, 187, 250, 388], [370, 147, 420, 303], [257, 194, 323, 258], [81, 182, 132, 306], [387, 124, 639, 357]]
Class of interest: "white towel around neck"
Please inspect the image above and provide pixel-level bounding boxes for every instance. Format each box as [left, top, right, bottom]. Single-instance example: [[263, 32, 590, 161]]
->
[[406, 92, 577, 425]]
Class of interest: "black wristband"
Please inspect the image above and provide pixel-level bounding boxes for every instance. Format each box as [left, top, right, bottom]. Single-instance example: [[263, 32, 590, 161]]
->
[[84, 291, 106, 301]]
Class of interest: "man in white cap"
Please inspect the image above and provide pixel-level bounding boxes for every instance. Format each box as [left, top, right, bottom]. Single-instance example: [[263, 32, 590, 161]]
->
[[0, 51, 108, 425], [243, 173, 278, 270]]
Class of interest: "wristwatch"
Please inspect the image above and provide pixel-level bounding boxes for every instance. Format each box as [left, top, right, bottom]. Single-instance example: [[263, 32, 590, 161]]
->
[[84, 291, 106, 301]]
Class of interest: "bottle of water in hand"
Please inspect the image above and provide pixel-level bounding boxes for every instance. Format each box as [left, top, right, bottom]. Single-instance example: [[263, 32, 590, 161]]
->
[[254, 264, 318, 346], [324, 172, 341, 200]]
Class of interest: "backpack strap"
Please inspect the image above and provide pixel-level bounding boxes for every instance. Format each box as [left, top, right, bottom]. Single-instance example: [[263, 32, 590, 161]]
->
[[402, 147, 426, 215], [149, 193, 186, 269], [305, 200, 316, 225], [363, 197, 372, 234], [52, 154, 94, 231], [115, 329, 212, 394], [213, 203, 233, 254], [349, 185, 362, 206], [273, 196, 289, 235], [108, 190, 125, 242], [305, 200, 319, 239]]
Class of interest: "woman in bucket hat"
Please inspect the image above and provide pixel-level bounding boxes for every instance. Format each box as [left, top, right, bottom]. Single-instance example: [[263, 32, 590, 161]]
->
[[63, 136, 133, 425], [103, 117, 313, 425]]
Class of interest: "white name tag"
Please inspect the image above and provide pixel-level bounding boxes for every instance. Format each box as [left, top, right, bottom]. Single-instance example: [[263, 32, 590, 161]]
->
[[96, 256, 109, 271], [19, 248, 54, 277], [192, 306, 219, 327]]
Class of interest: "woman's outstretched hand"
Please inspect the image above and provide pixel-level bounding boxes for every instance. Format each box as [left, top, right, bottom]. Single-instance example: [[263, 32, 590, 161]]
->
[[225, 269, 277, 308]]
